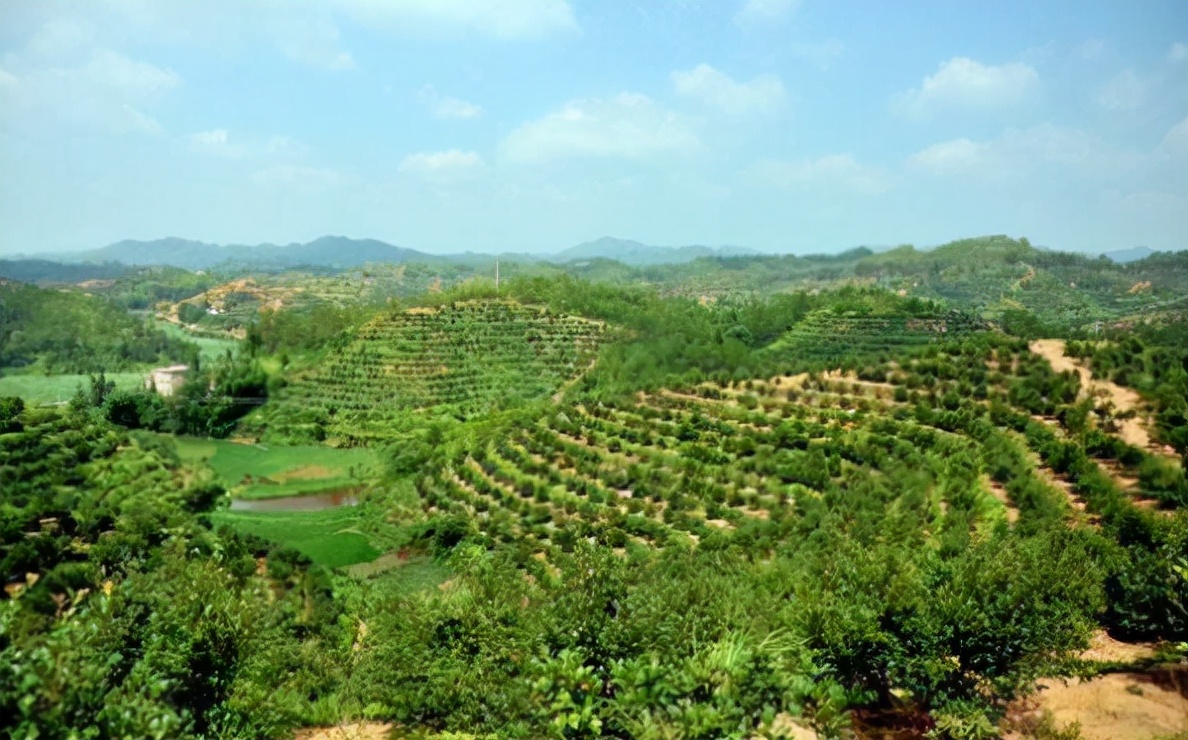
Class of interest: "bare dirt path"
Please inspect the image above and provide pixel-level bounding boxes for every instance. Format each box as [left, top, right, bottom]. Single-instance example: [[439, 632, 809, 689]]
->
[[1007, 667, 1188, 740], [294, 722, 393, 740], [1029, 339, 1153, 451]]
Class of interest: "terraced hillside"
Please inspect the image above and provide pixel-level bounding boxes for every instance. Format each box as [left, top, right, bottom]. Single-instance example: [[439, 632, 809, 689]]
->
[[766, 306, 988, 361], [260, 300, 605, 442], [419, 336, 1186, 639]]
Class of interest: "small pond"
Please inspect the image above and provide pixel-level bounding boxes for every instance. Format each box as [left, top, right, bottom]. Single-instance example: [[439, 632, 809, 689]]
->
[[229, 492, 359, 512]]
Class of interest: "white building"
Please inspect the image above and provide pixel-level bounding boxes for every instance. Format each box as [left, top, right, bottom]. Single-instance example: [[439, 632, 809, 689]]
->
[[146, 365, 189, 397]]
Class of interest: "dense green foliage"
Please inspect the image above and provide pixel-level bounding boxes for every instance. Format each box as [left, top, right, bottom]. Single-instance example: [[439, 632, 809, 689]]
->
[[634, 236, 1188, 334], [98, 266, 221, 311], [0, 282, 197, 373], [0, 259, 132, 285], [3, 255, 1187, 739], [1067, 331, 1188, 456], [0, 407, 346, 738], [255, 300, 605, 443], [72, 352, 270, 438]]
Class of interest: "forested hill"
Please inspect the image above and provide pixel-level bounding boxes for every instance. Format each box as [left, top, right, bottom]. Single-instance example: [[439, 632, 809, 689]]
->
[[637, 235, 1188, 330], [62, 236, 442, 271], [0, 259, 132, 284], [0, 281, 197, 373], [551, 236, 759, 265]]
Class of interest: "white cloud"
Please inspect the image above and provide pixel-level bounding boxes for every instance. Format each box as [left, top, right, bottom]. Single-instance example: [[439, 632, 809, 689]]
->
[[334, 0, 577, 39], [268, 17, 356, 70], [1159, 116, 1187, 158], [0, 49, 179, 136], [734, 0, 801, 27], [672, 64, 785, 116], [399, 149, 483, 176], [895, 57, 1038, 117], [418, 86, 482, 119], [1094, 69, 1145, 110], [251, 165, 343, 189], [908, 126, 1136, 180], [191, 128, 229, 149], [501, 93, 699, 163], [908, 138, 986, 176], [789, 39, 845, 68], [266, 135, 308, 158], [749, 154, 886, 194], [80, 49, 179, 96], [189, 129, 310, 159], [27, 18, 95, 59], [118, 105, 164, 136]]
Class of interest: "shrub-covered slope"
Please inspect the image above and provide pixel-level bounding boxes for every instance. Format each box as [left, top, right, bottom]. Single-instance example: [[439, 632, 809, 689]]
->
[[258, 300, 605, 442], [0, 281, 197, 373]]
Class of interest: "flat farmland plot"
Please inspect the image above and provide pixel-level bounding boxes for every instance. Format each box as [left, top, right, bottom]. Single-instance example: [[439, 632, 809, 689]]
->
[[172, 435, 377, 499], [0, 371, 145, 405]]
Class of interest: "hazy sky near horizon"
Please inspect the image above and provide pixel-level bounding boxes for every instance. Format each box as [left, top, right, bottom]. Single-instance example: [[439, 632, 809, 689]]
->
[[0, 1, 1185, 256]]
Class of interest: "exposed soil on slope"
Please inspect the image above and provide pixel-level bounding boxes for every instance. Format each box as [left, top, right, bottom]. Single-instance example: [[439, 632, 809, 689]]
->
[[1029, 339, 1153, 451], [1006, 666, 1188, 740], [294, 722, 392, 740]]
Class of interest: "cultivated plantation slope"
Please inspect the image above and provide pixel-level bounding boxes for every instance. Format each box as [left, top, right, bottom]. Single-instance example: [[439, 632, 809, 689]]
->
[[766, 306, 988, 361], [261, 300, 605, 443], [421, 336, 1182, 564]]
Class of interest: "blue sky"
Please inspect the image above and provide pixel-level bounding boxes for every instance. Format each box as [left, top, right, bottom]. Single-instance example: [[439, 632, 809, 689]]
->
[[0, 0, 1185, 255]]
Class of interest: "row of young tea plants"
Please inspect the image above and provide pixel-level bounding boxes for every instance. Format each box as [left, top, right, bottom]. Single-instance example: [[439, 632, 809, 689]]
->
[[257, 300, 605, 443], [400, 332, 1187, 735]]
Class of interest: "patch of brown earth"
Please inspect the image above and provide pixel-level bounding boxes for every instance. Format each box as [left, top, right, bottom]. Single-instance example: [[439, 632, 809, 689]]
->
[[347, 551, 409, 579], [76, 279, 116, 289], [294, 722, 393, 740], [1029, 339, 1157, 451], [273, 464, 336, 482], [981, 475, 1020, 524], [1095, 460, 1171, 513], [1008, 667, 1188, 740], [1078, 630, 1159, 664]]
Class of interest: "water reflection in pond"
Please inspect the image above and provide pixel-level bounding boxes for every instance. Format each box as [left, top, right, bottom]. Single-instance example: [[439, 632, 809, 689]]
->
[[229, 492, 359, 512]]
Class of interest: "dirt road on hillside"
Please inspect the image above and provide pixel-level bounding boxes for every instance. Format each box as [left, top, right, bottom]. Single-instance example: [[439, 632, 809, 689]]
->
[[1029, 339, 1153, 450]]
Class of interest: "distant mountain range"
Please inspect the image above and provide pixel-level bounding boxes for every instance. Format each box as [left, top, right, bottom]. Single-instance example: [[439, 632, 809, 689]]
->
[[67, 236, 441, 271], [1100, 246, 1160, 264], [552, 237, 759, 265], [2, 236, 1179, 275], [4, 235, 764, 272]]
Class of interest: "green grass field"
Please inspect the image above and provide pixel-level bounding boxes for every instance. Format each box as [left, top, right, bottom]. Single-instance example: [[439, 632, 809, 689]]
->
[[0, 372, 145, 405], [172, 436, 378, 499], [154, 321, 239, 363], [211, 507, 381, 568]]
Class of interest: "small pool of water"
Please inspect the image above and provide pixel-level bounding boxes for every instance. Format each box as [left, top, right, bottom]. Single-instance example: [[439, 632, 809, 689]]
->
[[228, 492, 359, 512]]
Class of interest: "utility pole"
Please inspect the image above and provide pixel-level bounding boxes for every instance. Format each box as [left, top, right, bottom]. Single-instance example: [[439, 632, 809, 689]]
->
[[495, 260, 500, 293]]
